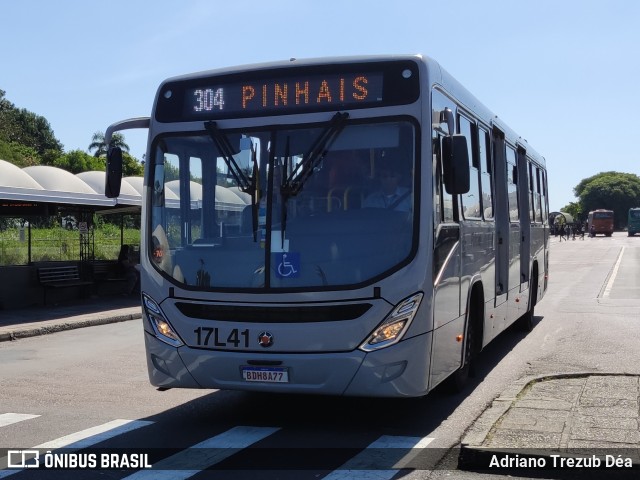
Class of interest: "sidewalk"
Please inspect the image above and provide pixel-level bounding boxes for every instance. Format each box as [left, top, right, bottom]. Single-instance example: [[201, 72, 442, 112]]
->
[[460, 373, 640, 475], [0, 295, 142, 342]]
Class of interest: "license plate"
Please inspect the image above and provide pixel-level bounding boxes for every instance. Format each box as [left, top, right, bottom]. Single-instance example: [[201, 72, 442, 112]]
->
[[241, 366, 289, 383]]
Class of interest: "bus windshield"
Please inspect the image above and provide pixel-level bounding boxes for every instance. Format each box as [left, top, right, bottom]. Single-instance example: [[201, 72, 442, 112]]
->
[[593, 211, 613, 219], [149, 118, 416, 290]]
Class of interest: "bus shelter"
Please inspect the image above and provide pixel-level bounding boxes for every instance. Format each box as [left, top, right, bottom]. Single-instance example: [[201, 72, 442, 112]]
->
[[0, 159, 248, 309], [0, 160, 143, 263], [0, 160, 143, 308]]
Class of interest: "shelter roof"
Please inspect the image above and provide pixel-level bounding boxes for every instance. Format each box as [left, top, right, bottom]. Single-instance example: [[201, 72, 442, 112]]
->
[[24, 166, 96, 194], [0, 159, 139, 209], [227, 186, 252, 204], [0, 160, 44, 189], [0, 159, 247, 212], [122, 176, 144, 196]]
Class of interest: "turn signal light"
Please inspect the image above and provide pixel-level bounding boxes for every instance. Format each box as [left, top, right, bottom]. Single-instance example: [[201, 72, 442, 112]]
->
[[360, 293, 423, 352]]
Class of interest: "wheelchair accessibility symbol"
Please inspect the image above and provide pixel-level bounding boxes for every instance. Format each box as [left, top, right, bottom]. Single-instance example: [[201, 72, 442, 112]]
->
[[275, 252, 300, 278]]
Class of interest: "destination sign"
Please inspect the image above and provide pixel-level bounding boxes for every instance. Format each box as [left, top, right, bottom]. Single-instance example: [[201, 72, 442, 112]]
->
[[185, 72, 383, 117], [154, 60, 420, 122]]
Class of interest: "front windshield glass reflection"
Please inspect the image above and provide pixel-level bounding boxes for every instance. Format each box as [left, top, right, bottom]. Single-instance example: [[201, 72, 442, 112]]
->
[[149, 119, 417, 290]]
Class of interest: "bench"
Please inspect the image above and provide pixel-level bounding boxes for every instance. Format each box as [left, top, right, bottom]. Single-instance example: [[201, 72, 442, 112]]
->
[[92, 261, 135, 295], [91, 261, 126, 283], [37, 265, 94, 305]]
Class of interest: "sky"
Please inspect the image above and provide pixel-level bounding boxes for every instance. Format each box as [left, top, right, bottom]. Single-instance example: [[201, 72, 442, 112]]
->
[[2, 0, 639, 210]]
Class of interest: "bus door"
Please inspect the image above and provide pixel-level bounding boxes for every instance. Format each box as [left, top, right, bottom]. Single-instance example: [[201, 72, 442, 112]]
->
[[432, 130, 461, 323], [430, 112, 463, 387], [491, 129, 509, 332], [504, 145, 522, 320], [517, 148, 531, 317]]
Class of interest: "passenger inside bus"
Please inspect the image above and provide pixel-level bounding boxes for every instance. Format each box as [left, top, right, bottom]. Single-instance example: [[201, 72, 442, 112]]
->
[[325, 150, 370, 211]]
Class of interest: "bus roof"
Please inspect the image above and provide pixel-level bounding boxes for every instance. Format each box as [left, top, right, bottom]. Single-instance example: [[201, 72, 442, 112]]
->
[[156, 54, 545, 168]]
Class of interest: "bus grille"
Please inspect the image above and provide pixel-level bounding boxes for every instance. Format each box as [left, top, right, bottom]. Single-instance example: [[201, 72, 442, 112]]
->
[[174, 302, 372, 323]]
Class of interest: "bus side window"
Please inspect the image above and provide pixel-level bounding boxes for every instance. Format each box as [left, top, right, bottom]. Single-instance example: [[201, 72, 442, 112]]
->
[[432, 128, 458, 280], [534, 166, 543, 223], [541, 170, 549, 222], [433, 133, 455, 224], [478, 126, 493, 220], [458, 115, 481, 219], [506, 146, 519, 222]]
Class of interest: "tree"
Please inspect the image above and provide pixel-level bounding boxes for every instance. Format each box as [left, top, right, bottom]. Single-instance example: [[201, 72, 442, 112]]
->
[[560, 201, 583, 222], [0, 90, 63, 157], [88, 131, 130, 157], [49, 149, 143, 176], [572, 172, 640, 229], [0, 140, 40, 167], [122, 152, 144, 177], [0, 90, 19, 144], [53, 149, 106, 174]]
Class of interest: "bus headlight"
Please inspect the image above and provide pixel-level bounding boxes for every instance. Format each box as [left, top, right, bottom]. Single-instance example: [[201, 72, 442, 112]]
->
[[360, 293, 423, 352], [142, 293, 184, 347]]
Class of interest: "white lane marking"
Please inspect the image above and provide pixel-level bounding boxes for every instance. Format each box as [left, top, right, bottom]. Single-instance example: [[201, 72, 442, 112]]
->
[[323, 435, 435, 480], [0, 414, 40, 428], [35, 419, 153, 449], [122, 425, 280, 480], [602, 246, 625, 298], [0, 419, 153, 478]]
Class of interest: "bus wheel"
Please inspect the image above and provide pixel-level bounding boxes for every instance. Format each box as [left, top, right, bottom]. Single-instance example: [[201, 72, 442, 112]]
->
[[516, 277, 538, 332]]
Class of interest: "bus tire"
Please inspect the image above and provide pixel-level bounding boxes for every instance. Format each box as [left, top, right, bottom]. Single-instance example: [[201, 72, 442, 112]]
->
[[516, 270, 538, 332]]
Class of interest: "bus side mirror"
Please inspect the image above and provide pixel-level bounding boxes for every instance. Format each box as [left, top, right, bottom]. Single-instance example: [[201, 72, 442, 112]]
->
[[105, 146, 123, 198], [442, 134, 470, 195]]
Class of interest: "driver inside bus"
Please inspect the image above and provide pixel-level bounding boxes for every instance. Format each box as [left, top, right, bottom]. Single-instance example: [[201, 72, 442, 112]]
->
[[363, 160, 412, 212]]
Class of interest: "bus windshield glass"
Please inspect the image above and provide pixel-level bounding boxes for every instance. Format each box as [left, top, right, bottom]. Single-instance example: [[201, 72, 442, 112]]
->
[[149, 118, 416, 290], [593, 211, 613, 219]]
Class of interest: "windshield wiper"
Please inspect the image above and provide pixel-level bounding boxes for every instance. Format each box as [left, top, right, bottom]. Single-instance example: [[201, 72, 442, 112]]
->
[[281, 111, 349, 198], [204, 121, 253, 193], [279, 112, 349, 246], [205, 121, 260, 240], [249, 143, 259, 241], [279, 136, 292, 249]]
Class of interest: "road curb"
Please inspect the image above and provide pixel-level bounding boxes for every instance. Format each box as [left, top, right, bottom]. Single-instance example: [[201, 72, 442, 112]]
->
[[0, 312, 141, 342]]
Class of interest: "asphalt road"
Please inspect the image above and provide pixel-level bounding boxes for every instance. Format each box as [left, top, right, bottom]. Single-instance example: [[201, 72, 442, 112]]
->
[[1, 233, 638, 479]]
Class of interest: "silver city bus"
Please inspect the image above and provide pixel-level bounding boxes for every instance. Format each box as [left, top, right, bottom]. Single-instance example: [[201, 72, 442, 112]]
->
[[105, 55, 549, 398]]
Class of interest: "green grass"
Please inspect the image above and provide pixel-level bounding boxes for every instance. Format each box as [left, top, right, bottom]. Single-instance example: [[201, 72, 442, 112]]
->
[[0, 225, 140, 265]]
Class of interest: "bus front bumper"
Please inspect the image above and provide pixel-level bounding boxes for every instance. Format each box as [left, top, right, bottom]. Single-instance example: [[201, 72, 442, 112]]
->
[[144, 331, 433, 398]]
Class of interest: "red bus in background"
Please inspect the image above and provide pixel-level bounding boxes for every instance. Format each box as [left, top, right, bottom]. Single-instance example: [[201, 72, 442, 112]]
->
[[588, 209, 614, 237]]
